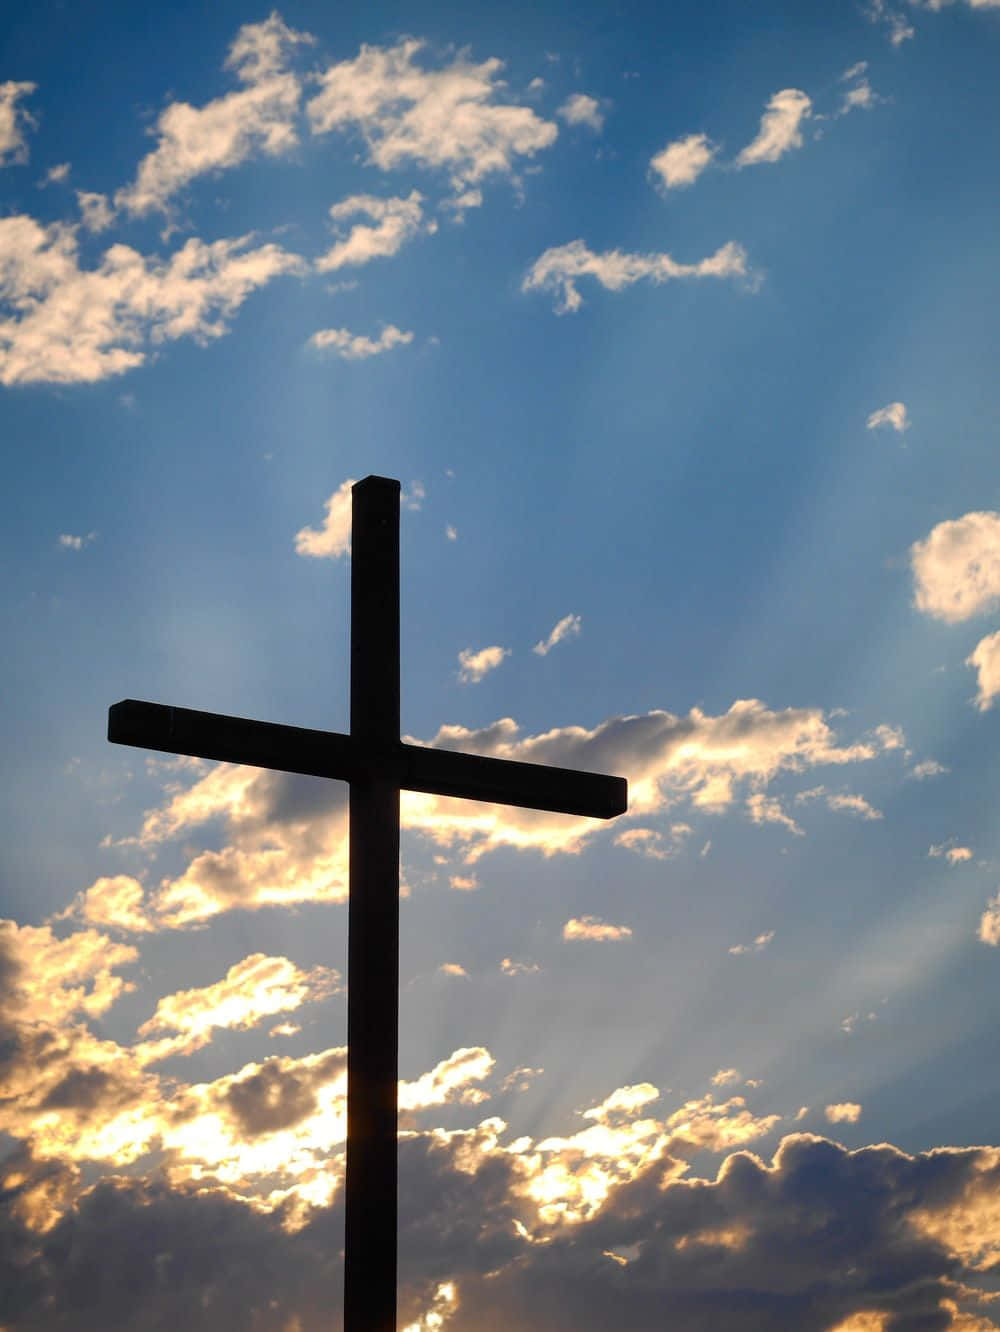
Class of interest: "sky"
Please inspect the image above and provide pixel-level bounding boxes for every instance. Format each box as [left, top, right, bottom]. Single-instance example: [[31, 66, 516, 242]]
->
[[2, 0, 1000, 1327]]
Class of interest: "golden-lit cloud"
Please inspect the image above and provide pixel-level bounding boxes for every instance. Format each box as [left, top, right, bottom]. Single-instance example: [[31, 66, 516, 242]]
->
[[825, 1102, 863, 1124], [562, 915, 632, 942], [531, 612, 581, 656], [979, 893, 1000, 946], [929, 843, 974, 865], [967, 630, 1000, 710], [457, 644, 510, 683], [729, 929, 775, 956], [867, 400, 909, 432], [911, 512, 1000, 624]]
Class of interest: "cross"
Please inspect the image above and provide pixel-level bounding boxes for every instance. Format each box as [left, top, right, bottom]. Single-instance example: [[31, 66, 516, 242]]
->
[[108, 475, 627, 1332]]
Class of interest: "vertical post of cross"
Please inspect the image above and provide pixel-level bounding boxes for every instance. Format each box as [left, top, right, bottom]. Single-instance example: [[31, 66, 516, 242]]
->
[[345, 476, 401, 1332]]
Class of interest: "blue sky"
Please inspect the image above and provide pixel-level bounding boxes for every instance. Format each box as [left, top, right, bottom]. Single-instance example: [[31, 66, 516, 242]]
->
[[3, 2, 1000, 1328]]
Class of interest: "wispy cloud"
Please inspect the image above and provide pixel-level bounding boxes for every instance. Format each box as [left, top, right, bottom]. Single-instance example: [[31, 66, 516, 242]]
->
[[735, 89, 812, 167], [563, 915, 632, 941], [57, 531, 97, 551], [532, 612, 581, 656], [729, 929, 775, 956], [867, 401, 909, 433], [523, 238, 748, 314], [116, 14, 313, 217], [316, 190, 427, 271], [308, 324, 414, 360], [0, 81, 36, 166], [457, 645, 510, 684], [649, 132, 717, 189]]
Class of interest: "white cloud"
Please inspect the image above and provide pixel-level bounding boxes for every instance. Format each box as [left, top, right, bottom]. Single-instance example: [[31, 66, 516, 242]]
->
[[867, 401, 909, 432], [76, 191, 115, 233], [967, 630, 1000, 710], [116, 13, 312, 216], [826, 792, 883, 820], [729, 930, 775, 956], [563, 915, 632, 942], [294, 478, 355, 559], [57, 531, 97, 551], [445, 524, 458, 541], [41, 162, 70, 185], [825, 1102, 862, 1124], [308, 324, 414, 360], [0, 216, 305, 386], [317, 190, 425, 271], [909, 758, 948, 779], [649, 132, 716, 189], [867, 0, 917, 42], [557, 94, 604, 131], [910, 511, 1000, 623], [0, 81, 36, 166], [736, 89, 812, 167], [928, 843, 973, 864], [746, 792, 803, 835], [457, 645, 510, 684], [307, 39, 557, 189], [979, 893, 1000, 945], [532, 612, 581, 656], [523, 238, 748, 314]]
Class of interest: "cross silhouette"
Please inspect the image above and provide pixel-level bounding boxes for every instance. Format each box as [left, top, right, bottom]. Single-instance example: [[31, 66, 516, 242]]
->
[[108, 475, 627, 1332]]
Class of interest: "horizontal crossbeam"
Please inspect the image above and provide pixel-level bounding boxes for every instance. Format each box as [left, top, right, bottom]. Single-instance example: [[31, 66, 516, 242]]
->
[[109, 699, 627, 820]]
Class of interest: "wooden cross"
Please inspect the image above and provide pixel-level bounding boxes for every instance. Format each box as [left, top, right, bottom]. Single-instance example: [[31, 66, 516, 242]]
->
[[108, 475, 627, 1332]]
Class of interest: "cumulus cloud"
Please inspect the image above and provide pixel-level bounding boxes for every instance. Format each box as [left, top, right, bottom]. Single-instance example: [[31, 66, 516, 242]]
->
[[41, 161, 70, 185], [306, 39, 557, 190], [0, 81, 36, 166], [523, 238, 748, 314], [736, 88, 812, 167], [910, 758, 948, 779], [317, 190, 426, 271], [457, 645, 510, 684], [294, 478, 355, 559], [867, 400, 910, 432], [116, 13, 313, 216], [532, 612, 581, 656], [967, 630, 1000, 710], [308, 324, 414, 359], [649, 132, 717, 189], [62, 874, 152, 932], [911, 512, 1000, 623], [557, 93, 604, 131], [563, 915, 632, 941], [825, 1102, 863, 1124], [0, 215, 304, 386]]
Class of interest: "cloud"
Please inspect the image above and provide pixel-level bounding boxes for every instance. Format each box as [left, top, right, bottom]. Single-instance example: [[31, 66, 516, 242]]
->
[[0, 216, 305, 386], [711, 1069, 741, 1087], [532, 612, 582, 656], [523, 238, 748, 314], [57, 531, 97, 551], [911, 512, 1000, 623], [136, 953, 340, 1060], [63, 874, 153, 932], [967, 630, 1000, 710], [867, 401, 909, 432], [928, 843, 974, 864], [839, 63, 882, 115], [0, 81, 36, 166], [446, 524, 458, 541], [562, 915, 632, 941], [449, 874, 478, 891], [118, 697, 891, 928], [500, 957, 540, 975], [41, 161, 70, 185], [729, 929, 775, 956], [746, 792, 803, 835], [308, 324, 414, 359], [316, 190, 426, 271], [557, 93, 604, 131], [457, 645, 510, 684], [76, 190, 115, 233], [979, 893, 1000, 945], [615, 825, 691, 860], [910, 758, 948, 779], [736, 88, 812, 167], [306, 39, 558, 190], [867, 0, 917, 42], [438, 962, 468, 978], [649, 132, 717, 189], [825, 1102, 863, 1124], [116, 13, 313, 216], [294, 478, 355, 559], [826, 792, 883, 820]]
